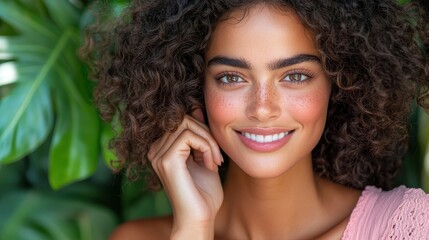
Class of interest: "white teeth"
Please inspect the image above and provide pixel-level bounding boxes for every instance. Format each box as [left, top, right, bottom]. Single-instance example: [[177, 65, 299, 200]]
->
[[241, 131, 290, 143], [272, 133, 279, 141]]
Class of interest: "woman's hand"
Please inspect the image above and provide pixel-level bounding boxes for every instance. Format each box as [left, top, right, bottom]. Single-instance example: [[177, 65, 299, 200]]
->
[[147, 113, 224, 239]]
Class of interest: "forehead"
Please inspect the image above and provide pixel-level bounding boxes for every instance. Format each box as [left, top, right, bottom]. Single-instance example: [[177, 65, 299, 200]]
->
[[205, 4, 319, 61]]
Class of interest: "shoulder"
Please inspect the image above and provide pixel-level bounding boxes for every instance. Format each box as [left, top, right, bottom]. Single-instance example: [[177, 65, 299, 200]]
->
[[343, 186, 429, 239], [109, 215, 173, 240], [383, 187, 429, 239]]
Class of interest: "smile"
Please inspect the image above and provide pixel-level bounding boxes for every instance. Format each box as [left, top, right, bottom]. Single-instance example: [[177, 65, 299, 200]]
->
[[240, 131, 291, 143], [237, 129, 294, 152]]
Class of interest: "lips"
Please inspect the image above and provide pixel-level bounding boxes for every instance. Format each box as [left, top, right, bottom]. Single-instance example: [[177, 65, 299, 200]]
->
[[240, 131, 291, 143], [236, 128, 294, 152]]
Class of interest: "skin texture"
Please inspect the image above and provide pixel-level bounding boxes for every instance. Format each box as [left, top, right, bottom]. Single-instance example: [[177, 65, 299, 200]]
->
[[110, 5, 361, 240]]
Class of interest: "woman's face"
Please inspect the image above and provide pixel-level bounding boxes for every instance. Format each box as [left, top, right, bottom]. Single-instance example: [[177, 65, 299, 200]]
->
[[203, 5, 331, 178]]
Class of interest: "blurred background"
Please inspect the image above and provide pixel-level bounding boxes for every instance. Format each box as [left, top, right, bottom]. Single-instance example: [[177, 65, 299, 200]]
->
[[0, 0, 428, 239]]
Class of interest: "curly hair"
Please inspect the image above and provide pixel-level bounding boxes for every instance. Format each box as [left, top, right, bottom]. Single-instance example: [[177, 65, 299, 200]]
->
[[82, 0, 429, 190]]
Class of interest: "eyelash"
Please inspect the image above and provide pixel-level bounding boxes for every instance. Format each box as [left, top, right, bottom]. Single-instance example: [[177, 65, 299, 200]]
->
[[282, 69, 314, 85], [215, 72, 244, 86], [215, 69, 314, 86]]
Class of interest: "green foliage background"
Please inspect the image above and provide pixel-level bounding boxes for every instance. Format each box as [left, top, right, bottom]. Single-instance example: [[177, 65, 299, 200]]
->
[[0, 0, 427, 239]]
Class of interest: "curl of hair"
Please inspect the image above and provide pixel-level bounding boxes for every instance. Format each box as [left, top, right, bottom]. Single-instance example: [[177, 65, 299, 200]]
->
[[82, 0, 429, 190]]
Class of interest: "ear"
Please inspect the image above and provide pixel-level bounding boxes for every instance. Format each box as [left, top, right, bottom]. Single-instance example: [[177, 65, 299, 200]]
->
[[191, 107, 206, 124]]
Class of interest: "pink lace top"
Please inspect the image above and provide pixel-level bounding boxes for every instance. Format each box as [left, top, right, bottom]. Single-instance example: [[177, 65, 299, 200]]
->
[[342, 186, 429, 239]]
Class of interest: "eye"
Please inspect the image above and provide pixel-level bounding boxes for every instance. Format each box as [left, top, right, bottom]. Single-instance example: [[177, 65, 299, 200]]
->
[[283, 73, 309, 82], [217, 74, 244, 84]]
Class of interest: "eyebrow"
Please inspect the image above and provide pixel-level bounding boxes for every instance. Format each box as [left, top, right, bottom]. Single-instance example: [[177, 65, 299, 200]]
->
[[207, 56, 251, 69], [268, 54, 320, 70], [207, 54, 320, 70]]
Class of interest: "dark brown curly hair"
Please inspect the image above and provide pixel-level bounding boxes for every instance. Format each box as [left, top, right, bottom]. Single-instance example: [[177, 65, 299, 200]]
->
[[82, 0, 429, 190]]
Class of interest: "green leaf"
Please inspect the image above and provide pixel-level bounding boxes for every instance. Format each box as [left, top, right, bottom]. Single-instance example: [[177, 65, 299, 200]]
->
[[0, 36, 53, 60], [0, 82, 53, 164], [0, 0, 104, 188], [122, 177, 172, 220], [0, 28, 74, 164], [44, 0, 80, 29], [0, 19, 18, 36], [49, 68, 100, 189], [0, 1, 56, 40], [0, 190, 118, 240]]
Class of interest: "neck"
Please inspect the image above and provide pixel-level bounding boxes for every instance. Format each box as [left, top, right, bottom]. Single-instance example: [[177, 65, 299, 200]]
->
[[215, 157, 359, 240]]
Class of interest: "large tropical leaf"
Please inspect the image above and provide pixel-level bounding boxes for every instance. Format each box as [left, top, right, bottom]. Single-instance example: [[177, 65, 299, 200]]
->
[[0, 82, 53, 163], [0, 0, 101, 188], [0, 190, 118, 240], [49, 67, 99, 189]]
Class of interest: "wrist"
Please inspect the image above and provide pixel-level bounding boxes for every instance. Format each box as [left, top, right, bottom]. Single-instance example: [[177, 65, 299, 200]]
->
[[171, 220, 215, 240]]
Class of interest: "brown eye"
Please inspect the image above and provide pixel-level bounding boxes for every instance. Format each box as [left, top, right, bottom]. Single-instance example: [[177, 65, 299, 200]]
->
[[218, 74, 243, 84], [284, 73, 309, 82]]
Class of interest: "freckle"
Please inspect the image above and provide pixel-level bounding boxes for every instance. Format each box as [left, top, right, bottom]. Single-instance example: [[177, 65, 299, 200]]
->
[[286, 93, 316, 108], [213, 93, 234, 108], [243, 93, 249, 103], [257, 84, 279, 103]]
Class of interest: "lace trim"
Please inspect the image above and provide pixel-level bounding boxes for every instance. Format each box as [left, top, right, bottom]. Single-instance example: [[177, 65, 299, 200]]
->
[[341, 186, 376, 239], [383, 188, 429, 239]]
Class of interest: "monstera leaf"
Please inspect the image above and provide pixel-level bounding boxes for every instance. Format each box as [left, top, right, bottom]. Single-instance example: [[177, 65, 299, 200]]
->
[[0, 0, 102, 189]]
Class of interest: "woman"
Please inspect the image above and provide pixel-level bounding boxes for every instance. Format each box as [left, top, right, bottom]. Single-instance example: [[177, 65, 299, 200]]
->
[[84, 0, 429, 239]]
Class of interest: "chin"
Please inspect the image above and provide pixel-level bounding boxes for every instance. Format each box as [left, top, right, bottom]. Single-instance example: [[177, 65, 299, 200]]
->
[[228, 153, 302, 179]]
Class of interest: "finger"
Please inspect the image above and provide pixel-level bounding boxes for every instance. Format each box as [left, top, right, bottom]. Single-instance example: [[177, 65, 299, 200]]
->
[[156, 116, 222, 166], [157, 129, 218, 172], [150, 116, 192, 162], [148, 131, 172, 163], [149, 116, 199, 162], [184, 116, 223, 166], [191, 149, 219, 172]]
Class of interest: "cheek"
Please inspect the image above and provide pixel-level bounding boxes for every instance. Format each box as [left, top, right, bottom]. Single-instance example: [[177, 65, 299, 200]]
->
[[204, 88, 243, 128], [284, 88, 330, 127]]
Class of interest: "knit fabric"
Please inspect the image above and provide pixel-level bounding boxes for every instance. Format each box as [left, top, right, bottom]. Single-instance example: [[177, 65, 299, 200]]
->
[[342, 186, 429, 239]]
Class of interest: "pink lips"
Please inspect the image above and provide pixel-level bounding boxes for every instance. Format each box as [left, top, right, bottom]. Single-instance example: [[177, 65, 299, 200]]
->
[[236, 128, 294, 152]]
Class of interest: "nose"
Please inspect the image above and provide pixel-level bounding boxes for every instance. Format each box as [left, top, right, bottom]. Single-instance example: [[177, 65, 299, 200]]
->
[[246, 82, 281, 122]]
